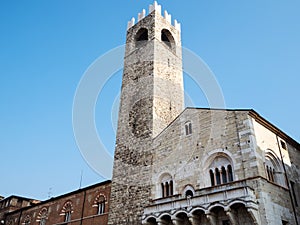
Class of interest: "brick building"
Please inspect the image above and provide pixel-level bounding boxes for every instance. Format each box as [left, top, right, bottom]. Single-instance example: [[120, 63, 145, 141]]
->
[[1, 2, 299, 225], [0, 181, 111, 225]]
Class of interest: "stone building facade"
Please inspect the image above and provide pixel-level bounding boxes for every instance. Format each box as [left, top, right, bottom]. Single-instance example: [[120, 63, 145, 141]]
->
[[1, 2, 299, 225], [0, 181, 111, 225], [108, 2, 300, 225]]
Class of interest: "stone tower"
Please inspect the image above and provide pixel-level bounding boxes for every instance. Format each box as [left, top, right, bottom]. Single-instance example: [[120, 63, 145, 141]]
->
[[108, 2, 184, 224]]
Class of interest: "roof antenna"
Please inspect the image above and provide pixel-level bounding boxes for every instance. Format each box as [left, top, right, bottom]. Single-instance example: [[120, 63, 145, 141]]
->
[[79, 170, 83, 189], [48, 187, 52, 199]]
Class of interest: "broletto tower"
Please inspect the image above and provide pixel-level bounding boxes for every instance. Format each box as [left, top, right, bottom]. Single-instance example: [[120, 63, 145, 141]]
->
[[108, 2, 184, 224], [0, 2, 299, 225], [108, 2, 300, 225]]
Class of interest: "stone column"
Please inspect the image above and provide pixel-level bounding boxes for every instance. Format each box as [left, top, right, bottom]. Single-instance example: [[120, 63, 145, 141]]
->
[[225, 207, 238, 225], [171, 216, 183, 225], [156, 219, 168, 225], [188, 215, 200, 225], [205, 212, 217, 225]]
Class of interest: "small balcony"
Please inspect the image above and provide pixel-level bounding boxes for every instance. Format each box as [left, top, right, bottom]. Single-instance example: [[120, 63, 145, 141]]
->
[[144, 180, 258, 216]]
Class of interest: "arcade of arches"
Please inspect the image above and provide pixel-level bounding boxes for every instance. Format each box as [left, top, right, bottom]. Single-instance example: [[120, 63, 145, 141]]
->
[[143, 203, 257, 225]]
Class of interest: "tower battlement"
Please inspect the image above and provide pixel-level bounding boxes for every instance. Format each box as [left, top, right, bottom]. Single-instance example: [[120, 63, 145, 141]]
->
[[127, 1, 181, 31]]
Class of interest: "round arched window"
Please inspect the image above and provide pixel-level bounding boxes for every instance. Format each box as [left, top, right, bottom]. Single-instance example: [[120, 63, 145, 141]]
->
[[161, 29, 175, 49], [135, 28, 148, 47]]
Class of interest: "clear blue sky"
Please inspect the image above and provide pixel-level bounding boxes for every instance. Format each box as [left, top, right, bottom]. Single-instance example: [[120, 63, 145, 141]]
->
[[1, 1, 299, 200]]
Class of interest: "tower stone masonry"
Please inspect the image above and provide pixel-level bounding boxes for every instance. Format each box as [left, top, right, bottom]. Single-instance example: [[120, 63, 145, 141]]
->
[[108, 2, 184, 224]]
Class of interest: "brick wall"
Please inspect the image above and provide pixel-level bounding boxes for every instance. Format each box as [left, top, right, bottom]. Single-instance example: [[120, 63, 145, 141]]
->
[[3, 181, 111, 225]]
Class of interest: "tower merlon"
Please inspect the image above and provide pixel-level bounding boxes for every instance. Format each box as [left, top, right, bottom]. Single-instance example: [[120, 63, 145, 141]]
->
[[149, 1, 161, 15], [138, 9, 146, 22], [126, 1, 181, 32], [174, 19, 181, 31], [127, 17, 135, 30], [164, 10, 171, 24]]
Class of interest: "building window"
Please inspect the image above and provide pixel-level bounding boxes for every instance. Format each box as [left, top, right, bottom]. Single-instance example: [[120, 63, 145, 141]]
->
[[280, 140, 287, 150], [221, 166, 227, 183], [215, 168, 221, 185], [64, 212, 71, 222], [93, 194, 106, 215], [265, 151, 284, 186], [23, 215, 31, 225], [228, 165, 233, 182], [61, 201, 73, 223], [160, 173, 173, 198], [185, 190, 193, 198], [39, 218, 46, 225], [208, 156, 234, 186], [185, 121, 192, 135], [266, 165, 275, 182], [161, 29, 175, 49], [209, 169, 215, 186], [135, 28, 148, 47], [37, 208, 47, 225], [97, 201, 105, 215], [162, 181, 173, 197]]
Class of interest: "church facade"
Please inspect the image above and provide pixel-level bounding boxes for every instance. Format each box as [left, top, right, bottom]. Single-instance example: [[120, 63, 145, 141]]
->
[[1, 2, 299, 225]]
